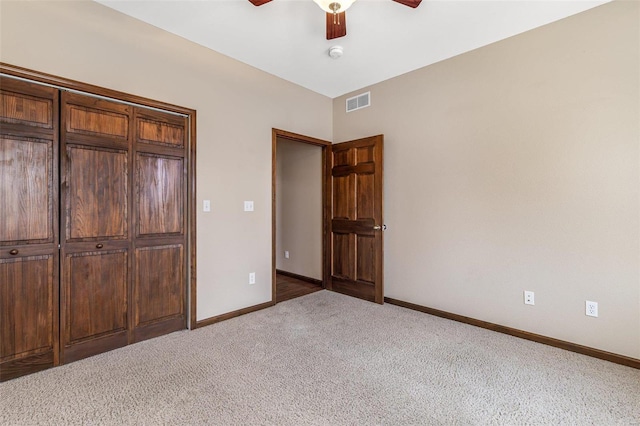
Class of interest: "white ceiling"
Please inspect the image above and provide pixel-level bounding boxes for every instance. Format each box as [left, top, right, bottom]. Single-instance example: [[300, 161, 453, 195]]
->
[[96, 0, 610, 98]]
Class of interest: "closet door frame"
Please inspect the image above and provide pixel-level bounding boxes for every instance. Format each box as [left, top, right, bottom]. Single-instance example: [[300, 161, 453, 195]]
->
[[0, 63, 199, 333]]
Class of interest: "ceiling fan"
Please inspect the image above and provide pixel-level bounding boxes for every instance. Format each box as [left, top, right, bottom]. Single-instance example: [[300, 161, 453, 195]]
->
[[248, 0, 423, 40]]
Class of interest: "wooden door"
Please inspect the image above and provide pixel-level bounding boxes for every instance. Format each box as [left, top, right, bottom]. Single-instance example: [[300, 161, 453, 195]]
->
[[131, 108, 187, 342], [0, 78, 59, 380], [326, 135, 384, 303], [60, 92, 132, 363], [59, 93, 187, 362], [1, 69, 190, 378]]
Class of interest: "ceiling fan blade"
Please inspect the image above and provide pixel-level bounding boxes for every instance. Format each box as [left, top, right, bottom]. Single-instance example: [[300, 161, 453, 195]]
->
[[326, 12, 347, 40], [392, 0, 422, 8], [248, 0, 272, 6]]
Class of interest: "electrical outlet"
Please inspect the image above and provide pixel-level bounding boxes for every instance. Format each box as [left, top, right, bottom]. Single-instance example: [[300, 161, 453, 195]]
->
[[284, 251, 289, 259], [203, 200, 211, 212], [249, 272, 256, 285], [586, 301, 598, 317], [244, 201, 254, 212], [524, 291, 535, 305]]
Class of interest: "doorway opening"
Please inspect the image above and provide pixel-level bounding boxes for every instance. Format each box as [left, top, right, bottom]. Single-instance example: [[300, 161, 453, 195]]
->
[[272, 129, 331, 303]]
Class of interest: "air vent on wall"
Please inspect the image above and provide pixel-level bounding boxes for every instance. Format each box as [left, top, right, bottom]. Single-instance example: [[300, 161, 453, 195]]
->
[[346, 91, 370, 113]]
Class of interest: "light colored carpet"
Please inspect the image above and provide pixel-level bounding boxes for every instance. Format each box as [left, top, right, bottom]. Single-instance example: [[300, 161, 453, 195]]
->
[[1, 290, 639, 425]]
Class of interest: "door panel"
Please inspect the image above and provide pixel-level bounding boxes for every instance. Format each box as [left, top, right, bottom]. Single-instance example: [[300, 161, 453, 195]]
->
[[333, 147, 351, 167], [0, 136, 53, 244], [0, 255, 54, 360], [356, 174, 375, 218], [66, 145, 128, 241], [332, 233, 354, 279], [333, 175, 355, 219], [65, 250, 128, 344], [327, 135, 383, 303], [136, 154, 183, 236], [0, 77, 58, 381], [0, 91, 53, 129], [66, 104, 129, 140], [134, 245, 184, 326], [137, 117, 185, 148], [61, 247, 130, 364], [356, 235, 376, 284]]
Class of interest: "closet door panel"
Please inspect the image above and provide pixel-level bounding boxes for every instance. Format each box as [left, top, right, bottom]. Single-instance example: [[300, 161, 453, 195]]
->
[[65, 145, 128, 241], [0, 136, 53, 244], [0, 78, 55, 134], [134, 245, 184, 325], [136, 153, 183, 237], [137, 116, 185, 148], [0, 254, 55, 381], [0, 256, 54, 357], [66, 103, 129, 141], [64, 250, 128, 342]]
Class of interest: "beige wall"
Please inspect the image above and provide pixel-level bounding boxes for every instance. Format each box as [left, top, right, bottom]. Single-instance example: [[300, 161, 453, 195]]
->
[[275, 138, 323, 280], [0, 0, 332, 321], [333, 1, 639, 358]]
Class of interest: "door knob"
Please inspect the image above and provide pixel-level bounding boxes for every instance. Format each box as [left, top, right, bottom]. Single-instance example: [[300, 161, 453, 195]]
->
[[9, 249, 19, 255], [96, 243, 104, 249], [373, 225, 381, 230]]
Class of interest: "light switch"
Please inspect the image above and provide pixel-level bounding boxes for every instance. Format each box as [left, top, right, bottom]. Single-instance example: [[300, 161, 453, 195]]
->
[[203, 200, 211, 212], [244, 201, 254, 212]]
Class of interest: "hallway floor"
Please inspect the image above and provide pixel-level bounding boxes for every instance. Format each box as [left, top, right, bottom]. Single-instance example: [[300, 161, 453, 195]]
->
[[276, 273, 323, 303]]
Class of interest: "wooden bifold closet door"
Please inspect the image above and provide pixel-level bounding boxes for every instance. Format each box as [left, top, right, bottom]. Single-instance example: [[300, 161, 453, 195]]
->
[[60, 92, 187, 363], [0, 77, 59, 381], [60, 93, 132, 362], [1, 76, 188, 380]]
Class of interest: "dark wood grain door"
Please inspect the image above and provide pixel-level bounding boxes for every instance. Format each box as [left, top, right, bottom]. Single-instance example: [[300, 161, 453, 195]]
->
[[2, 73, 190, 378], [0, 77, 59, 381], [326, 135, 384, 303], [60, 92, 132, 363], [132, 109, 187, 342]]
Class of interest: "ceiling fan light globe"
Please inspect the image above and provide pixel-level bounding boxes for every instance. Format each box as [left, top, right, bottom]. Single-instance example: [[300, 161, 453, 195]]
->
[[313, 0, 356, 14]]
